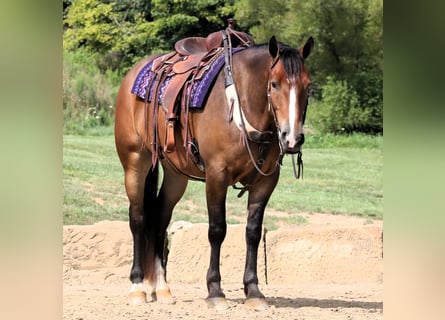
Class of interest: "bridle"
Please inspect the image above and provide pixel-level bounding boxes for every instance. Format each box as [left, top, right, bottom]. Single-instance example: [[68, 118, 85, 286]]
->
[[224, 38, 305, 197], [267, 55, 305, 180], [234, 48, 305, 181]]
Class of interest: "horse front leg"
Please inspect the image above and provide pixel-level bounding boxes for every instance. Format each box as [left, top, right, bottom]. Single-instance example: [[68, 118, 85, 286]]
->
[[243, 172, 279, 310], [205, 178, 229, 310]]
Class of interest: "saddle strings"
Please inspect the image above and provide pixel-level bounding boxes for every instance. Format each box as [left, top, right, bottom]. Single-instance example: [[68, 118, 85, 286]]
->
[[143, 81, 150, 151], [225, 27, 253, 47]]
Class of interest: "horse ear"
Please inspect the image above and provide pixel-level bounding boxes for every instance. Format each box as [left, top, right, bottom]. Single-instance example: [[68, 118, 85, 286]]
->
[[269, 36, 280, 58], [300, 36, 314, 59]]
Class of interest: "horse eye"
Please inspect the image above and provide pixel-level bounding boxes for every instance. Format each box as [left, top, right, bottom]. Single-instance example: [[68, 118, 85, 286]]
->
[[271, 81, 278, 89]]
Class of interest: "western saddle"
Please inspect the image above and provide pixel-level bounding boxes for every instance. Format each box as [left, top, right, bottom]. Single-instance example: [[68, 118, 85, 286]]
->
[[145, 19, 254, 170]]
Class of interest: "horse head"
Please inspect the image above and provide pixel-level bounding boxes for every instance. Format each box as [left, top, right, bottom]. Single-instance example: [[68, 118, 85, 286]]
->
[[268, 36, 314, 154]]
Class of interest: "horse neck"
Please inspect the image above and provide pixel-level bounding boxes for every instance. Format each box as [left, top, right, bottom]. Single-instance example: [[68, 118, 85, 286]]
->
[[235, 48, 274, 132]]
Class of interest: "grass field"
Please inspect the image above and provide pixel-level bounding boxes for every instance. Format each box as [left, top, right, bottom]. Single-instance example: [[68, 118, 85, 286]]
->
[[63, 132, 382, 229]]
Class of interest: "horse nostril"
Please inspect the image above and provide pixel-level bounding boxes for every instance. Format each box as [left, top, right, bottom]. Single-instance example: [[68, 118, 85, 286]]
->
[[295, 133, 305, 146], [280, 131, 288, 144], [281, 132, 304, 149]]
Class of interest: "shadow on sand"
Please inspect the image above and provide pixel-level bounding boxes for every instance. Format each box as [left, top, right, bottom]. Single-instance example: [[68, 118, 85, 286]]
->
[[230, 296, 382, 310]]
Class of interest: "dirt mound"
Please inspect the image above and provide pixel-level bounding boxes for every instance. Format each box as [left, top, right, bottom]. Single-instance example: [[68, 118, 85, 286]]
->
[[63, 214, 383, 319], [166, 222, 382, 285], [63, 220, 133, 286], [166, 223, 267, 284], [265, 225, 383, 284]]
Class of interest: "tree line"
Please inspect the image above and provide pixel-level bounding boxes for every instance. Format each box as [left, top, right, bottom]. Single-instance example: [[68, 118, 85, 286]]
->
[[63, 0, 382, 134]]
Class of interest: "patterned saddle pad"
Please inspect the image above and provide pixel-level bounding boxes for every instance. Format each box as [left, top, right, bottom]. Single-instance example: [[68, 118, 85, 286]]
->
[[131, 47, 245, 109]]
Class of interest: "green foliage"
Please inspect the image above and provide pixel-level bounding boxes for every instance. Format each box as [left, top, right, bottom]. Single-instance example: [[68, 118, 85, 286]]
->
[[139, 0, 238, 52], [63, 0, 157, 73], [238, 0, 383, 134], [63, 0, 382, 134], [63, 49, 118, 134], [306, 76, 376, 134], [63, 0, 118, 54], [64, 0, 238, 73], [236, 0, 288, 42], [63, 0, 241, 134]]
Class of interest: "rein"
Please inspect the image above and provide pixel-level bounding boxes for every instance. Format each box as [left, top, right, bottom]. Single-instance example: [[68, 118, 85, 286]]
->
[[222, 29, 281, 178], [292, 152, 303, 179], [222, 31, 304, 182], [237, 96, 280, 177]]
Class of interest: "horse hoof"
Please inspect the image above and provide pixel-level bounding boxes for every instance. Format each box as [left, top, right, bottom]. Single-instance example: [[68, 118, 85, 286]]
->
[[152, 289, 175, 304], [206, 297, 229, 310], [245, 298, 268, 310], [128, 291, 147, 305]]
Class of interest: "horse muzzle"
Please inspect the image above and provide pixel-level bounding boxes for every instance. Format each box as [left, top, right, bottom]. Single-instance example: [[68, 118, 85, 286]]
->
[[280, 132, 305, 154]]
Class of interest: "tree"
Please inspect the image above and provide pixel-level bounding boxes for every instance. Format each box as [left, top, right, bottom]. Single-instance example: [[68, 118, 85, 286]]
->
[[63, 0, 239, 73], [63, 0, 154, 72], [149, 0, 238, 50], [63, 0, 118, 54], [63, 0, 382, 133], [237, 0, 383, 133]]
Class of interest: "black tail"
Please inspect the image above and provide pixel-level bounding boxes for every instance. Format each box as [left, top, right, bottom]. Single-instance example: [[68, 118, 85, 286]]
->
[[142, 163, 160, 285]]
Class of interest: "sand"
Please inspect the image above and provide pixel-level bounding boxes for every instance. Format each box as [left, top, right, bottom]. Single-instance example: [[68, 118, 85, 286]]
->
[[63, 213, 383, 319]]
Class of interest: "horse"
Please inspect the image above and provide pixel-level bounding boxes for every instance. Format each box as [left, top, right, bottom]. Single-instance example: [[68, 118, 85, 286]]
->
[[114, 34, 314, 310]]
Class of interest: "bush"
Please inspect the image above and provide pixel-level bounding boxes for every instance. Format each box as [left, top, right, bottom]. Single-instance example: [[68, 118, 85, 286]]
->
[[305, 132, 383, 149], [306, 76, 380, 134], [63, 50, 119, 134]]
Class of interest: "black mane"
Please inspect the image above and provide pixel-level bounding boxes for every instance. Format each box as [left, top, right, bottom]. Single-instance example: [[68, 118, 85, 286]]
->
[[249, 42, 303, 78], [279, 45, 303, 79]]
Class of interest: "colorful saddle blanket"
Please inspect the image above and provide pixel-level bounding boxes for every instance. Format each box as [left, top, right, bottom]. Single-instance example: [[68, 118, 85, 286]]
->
[[131, 47, 245, 109]]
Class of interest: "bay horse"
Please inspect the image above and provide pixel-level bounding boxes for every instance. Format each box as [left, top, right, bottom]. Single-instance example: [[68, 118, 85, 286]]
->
[[114, 35, 314, 310]]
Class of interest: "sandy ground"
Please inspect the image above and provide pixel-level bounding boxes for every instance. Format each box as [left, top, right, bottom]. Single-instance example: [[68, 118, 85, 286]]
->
[[63, 213, 383, 319]]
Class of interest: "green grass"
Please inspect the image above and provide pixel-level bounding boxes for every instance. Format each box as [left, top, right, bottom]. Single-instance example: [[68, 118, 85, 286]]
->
[[273, 148, 383, 218], [63, 134, 128, 224], [63, 133, 383, 228]]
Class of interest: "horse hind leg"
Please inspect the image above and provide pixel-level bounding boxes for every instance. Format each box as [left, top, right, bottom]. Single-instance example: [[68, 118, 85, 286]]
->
[[124, 150, 155, 305], [149, 168, 188, 304]]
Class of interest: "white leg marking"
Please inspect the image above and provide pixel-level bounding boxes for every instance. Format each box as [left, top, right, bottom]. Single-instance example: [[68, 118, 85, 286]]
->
[[129, 282, 144, 293], [151, 256, 175, 304], [128, 282, 147, 304], [153, 256, 168, 292]]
